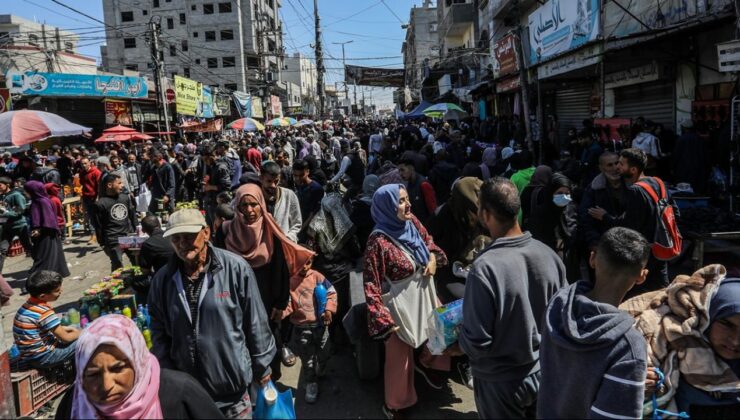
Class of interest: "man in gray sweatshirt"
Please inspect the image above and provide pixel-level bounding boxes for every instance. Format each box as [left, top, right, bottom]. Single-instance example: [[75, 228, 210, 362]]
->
[[537, 227, 649, 418], [458, 177, 567, 418]]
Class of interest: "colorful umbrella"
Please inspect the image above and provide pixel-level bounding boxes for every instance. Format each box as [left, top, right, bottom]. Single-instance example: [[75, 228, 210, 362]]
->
[[422, 103, 467, 120], [94, 132, 153, 143], [102, 124, 137, 134], [295, 119, 314, 127], [0, 110, 91, 146], [228, 117, 265, 132], [282, 117, 298, 126], [267, 118, 290, 127]]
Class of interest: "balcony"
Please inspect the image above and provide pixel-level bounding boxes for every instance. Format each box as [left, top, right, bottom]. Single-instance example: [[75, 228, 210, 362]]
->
[[439, 2, 475, 38]]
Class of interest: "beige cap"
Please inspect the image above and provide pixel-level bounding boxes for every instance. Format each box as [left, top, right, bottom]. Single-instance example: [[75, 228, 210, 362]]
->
[[163, 209, 207, 237]]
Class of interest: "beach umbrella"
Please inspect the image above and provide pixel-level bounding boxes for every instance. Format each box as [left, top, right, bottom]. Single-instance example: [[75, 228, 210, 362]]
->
[[0, 110, 91, 146], [295, 119, 314, 127], [422, 103, 467, 120], [228, 117, 265, 132], [282, 117, 298, 126], [267, 118, 290, 127], [95, 132, 153, 143], [102, 124, 137, 134]]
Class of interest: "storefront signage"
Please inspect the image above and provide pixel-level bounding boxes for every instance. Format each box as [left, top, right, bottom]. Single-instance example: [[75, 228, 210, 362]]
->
[[345, 65, 405, 88], [174, 75, 202, 116], [200, 86, 214, 118], [528, 0, 600, 64], [213, 92, 232, 116], [6, 72, 147, 98], [496, 75, 521, 93], [604, 62, 661, 89], [181, 118, 223, 133], [537, 43, 603, 79], [604, 0, 707, 39], [104, 99, 133, 125], [494, 34, 518, 76], [270, 95, 282, 118], [0, 89, 10, 114], [252, 97, 264, 119]]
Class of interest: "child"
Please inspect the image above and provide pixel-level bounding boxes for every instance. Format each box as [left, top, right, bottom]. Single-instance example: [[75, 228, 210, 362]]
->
[[14, 270, 80, 368], [537, 227, 650, 418], [282, 256, 337, 404], [44, 183, 66, 242]]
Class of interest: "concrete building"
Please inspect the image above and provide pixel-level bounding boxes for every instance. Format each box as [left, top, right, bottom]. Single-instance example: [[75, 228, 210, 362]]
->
[[0, 14, 99, 75], [401, 0, 438, 108], [101, 0, 285, 94], [283, 52, 317, 115]]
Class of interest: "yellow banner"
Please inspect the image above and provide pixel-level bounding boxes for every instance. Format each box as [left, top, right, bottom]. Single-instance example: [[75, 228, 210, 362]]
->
[[174, 75, 202, 116]]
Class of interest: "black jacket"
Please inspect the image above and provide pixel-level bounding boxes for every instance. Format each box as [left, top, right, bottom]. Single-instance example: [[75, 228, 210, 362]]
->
[[140, 229, 174, 273], [94, 193, 136, 248], [578, 174, 627, 249], [150, 162, 176, 203], [55, 368, 224, 419]]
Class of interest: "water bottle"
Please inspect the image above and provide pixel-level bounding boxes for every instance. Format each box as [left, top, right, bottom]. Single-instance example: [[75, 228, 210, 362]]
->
[[314, 281, 328, 327], [88, 303, 100, 320], [67, 308, 80, 326], [143, 304, 151, 328]]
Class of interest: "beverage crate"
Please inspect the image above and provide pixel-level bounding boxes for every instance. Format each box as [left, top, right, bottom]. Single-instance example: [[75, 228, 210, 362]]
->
[[7, 239, 23, 257], [10, 359, 74, 417]]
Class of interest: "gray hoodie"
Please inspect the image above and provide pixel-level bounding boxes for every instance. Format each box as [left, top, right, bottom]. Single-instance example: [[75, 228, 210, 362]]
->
[[537, 280, 647, 419]]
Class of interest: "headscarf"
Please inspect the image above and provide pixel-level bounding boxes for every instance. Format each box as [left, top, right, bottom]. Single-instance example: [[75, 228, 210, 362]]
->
[[371, 184, 430, 266], [528, 165, 554, 188], [449, 177, 483, 225], [360, 175, 380, 205], [480, 147, 497, 179], [71, 315, 163, 420], [709, 277, 740, 376], [223, 183, 314, 275], [24, 180, 58, 230]]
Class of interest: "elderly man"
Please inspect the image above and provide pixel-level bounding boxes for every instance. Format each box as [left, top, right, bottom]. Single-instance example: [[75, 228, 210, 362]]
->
[[148, 209, 276, 418]]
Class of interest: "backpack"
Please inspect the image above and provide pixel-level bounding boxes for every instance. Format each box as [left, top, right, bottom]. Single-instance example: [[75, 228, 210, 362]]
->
[[634, 177, 682, 261]]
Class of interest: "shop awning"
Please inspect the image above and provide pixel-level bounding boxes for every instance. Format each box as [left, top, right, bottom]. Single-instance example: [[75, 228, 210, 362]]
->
[[403, 100, 434, 119]]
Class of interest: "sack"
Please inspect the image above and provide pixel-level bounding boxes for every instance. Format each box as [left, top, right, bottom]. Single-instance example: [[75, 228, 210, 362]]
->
[[136, 184, 151, 213], [254, 381, 295, 420], [426, 299, 464, 355], [635, 177, 682, 261]]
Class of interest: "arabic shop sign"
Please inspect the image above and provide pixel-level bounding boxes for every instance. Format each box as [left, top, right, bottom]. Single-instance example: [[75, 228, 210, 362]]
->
[[6, 72, 147, 98], [604, 61, 662, 90], [528, 0, 600, 65], [174, 75, 202, 116], [537, 43, 603, 79], [604, 0, 703, 39], [494, 34, 518, 77]]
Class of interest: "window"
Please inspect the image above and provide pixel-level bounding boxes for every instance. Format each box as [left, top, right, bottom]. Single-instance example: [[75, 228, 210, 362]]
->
[[121, 11, 134, 22], [191, 4, 196, 10], [125, 64, 138, 71], [224, 83, 237, 91], [222, 56, 235, 67], [183, 67, 190, 78], [181, 40, 188, 51], [203, 3, 214, 14], [195, 58, 201, 64], [167, 18, 174, 29], [143, 10, 148, 15], [179, 13, 186, 24], [219, 2, 232, 13], [205, 31, 216, 41], [220, 29, 233, 40], [207, 58, 218, 68], [169, 45, 176, 56], [153, 0, 159, 7], [267, 38, 276, 52], [28, 34, 39, 46], [430, 23, 438, 32], [123, 37, 136, 48], [266, 0, 274, 9], [247, 56, 259, 67], [193, 31, 198, 37]]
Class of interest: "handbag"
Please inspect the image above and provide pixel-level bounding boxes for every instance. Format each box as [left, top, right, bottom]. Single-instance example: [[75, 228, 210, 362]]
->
[[136, 184, 151, 213]]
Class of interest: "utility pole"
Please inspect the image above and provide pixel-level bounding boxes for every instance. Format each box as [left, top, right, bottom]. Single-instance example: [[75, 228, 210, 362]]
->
[[314, 0, 325, 118], [148, 18, 171, 134], [333, 40, 353, 103], [512, 1, 533, 152]]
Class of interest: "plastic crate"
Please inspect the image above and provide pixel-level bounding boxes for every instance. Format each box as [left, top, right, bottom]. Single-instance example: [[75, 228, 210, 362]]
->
[[11, 359, 74, 417], [7, 239, 22, 257]]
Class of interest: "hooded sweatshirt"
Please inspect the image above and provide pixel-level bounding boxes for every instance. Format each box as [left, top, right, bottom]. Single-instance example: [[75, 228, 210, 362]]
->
[[537, 280, 648, 419]]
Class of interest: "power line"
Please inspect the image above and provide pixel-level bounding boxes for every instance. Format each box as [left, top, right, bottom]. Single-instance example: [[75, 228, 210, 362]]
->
[[379, 0, 406, 25]]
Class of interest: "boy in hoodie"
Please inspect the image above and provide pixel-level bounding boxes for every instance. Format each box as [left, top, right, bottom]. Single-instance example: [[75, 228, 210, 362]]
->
[[537, 226, 650, 419]]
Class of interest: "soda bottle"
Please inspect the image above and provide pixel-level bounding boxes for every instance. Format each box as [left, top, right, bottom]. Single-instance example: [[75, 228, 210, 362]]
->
[[314, 281, 328, 327], [88, 303, 101, 320], [67, 308, 80, 326], [142, 328, 153, 349], [122, 306, 132, 319]]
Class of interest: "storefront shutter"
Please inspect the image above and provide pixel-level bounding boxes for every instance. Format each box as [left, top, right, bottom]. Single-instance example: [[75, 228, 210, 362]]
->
[[614, 82, 675, 128], [555, 85, 592, 139]]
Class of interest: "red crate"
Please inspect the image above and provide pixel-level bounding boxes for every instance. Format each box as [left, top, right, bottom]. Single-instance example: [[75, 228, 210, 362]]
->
[[11, 359, 74, 417], [7, 239, 22, 257]]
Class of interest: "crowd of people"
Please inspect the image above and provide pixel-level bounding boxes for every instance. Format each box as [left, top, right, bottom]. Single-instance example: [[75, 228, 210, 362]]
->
[[1, 115, 738, 419]]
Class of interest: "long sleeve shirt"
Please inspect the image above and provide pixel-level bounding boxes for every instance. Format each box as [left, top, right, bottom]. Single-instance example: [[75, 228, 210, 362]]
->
[[329, 156, 351, 183]]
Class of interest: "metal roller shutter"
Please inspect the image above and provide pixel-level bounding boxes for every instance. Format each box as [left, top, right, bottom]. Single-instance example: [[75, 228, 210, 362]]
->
[[555, 85, 592, 139], [614, 82, 674, 128]]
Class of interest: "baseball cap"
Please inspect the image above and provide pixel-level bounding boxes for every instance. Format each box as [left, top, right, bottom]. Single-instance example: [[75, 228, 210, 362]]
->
[[163, 209, 207, 237]]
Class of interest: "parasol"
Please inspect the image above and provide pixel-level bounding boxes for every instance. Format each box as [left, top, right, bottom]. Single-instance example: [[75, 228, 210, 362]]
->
[[0, 110, 91, 146]]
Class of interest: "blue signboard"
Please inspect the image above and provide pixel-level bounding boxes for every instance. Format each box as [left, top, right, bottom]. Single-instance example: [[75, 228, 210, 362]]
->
[[7, 72, 148, 98], [200, 86, 214, 118], [528, 0, 600, 65]]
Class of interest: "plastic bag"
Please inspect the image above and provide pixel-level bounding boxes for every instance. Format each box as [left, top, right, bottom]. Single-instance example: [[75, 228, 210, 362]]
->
[[254, 381, 295, 420], [426, 299, 464, 355], [136, 184, 151, 213]]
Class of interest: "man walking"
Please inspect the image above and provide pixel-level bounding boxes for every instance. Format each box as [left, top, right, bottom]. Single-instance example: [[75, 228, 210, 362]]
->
[[79, 157, 102, 242], [147, 148, 176, 214], [261, 161, 302, 242], [94, 173, 137, 271]]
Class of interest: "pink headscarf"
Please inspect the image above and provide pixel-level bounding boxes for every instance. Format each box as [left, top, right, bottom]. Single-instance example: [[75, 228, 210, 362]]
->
[[71, 315, 163, 420]]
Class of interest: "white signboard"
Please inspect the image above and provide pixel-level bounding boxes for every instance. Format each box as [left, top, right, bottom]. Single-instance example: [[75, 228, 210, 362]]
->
[[604, 62, 662, 89], [528, 0, 600, 64], [537, 43, 602, 80]]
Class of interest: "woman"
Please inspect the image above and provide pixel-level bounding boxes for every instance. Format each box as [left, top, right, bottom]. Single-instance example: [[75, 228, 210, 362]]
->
[[25, 180, 69, 279], [364, 184, 450, 419], [219, 183, 314, 378], [479, 147, 497, 181], [44, 183, 66, 236], [522, 169, 573, 251], [428, 177, 490, 303], [56, 315, 222, 419]]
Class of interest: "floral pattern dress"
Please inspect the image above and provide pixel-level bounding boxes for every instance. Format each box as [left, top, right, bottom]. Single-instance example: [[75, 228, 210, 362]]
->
[[363, 215, 448, 338]]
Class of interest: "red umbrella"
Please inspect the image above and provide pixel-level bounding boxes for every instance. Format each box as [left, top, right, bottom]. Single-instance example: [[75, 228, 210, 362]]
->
[[94, 133, 153, 143], [102, 125, 138, 134], [0, 110, 91, 146]]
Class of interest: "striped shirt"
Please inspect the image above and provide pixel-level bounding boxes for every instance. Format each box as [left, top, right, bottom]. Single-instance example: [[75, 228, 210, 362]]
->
[[13, 297, 61, 360]]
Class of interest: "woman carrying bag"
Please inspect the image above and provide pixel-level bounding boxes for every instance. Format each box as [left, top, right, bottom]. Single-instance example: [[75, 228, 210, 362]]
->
[[363, 184, 450, 419], [25, 180, 69, 280]]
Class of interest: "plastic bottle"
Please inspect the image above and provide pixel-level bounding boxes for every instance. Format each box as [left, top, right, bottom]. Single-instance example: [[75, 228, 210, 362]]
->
[[80, 315, 89, 329], [67, 308, 80, 326], [80, 302, 89, 318], [122, 306, 132, 319], [314, 281, 328, 327], [143, 304, 151, 328], [142, 328, 153, 349], [61, 313, 70, 326], [88, 303, 100, 320]]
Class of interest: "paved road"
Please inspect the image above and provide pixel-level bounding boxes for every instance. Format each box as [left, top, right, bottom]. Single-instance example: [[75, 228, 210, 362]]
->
[[1, 238, 478, 419]]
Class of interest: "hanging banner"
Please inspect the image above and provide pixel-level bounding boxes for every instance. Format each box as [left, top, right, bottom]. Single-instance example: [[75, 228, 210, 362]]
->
[[528, 0, 600, 64], [104, 99, 133, 125], [200, 86, 214, 118], [344, 65, 405, 88], [174, 75, 202, 116], [270, 95, 283, 119], [232, 91, 252, 117], [252, 97, 264, 119], [6, 71, 148, 98], [181, 118, 223, 133], [494, 34, 518, 77], [0, 88, 10, 114], [213, 92, 232, 116]]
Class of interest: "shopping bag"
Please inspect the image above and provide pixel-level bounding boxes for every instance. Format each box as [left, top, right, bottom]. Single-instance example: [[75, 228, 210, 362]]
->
[[254, 381, 295, 420], [426, 299, 464, 355], [136, 184, 151, 213]]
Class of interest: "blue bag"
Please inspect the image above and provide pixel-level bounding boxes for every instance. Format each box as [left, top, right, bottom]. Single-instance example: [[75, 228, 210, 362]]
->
[[254, 381, 296, 420]]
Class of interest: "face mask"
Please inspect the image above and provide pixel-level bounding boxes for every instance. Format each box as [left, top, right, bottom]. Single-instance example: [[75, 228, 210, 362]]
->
[[553, 194, 572, 207]]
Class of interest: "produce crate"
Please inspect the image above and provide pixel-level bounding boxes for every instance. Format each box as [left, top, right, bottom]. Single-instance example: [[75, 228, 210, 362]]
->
[[11, 359, 74, 417], [7, 239, 23, 257]]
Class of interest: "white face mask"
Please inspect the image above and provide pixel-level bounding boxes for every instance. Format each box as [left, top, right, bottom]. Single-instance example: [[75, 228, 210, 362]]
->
[[553, 194, 572, 207]]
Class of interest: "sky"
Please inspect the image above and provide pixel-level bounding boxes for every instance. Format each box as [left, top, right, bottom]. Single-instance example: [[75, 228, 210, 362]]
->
[[4, 0, 426, 109]]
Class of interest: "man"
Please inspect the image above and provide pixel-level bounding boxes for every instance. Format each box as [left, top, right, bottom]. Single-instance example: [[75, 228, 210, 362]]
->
[[124, 153, 142, 196], [368, 129, 383, 166], [275, 150, 294, 189], [458, 177, 567, 418], [130, 215, 175, 302], [109, 155, 132, 195], [79, 157, 102, 240], [292, 159, 324, 225], [261, 161, 302, 242], [307, 135, 322, 162], [0, 177, 32, 273], [148, 209, 276, 418], [509, 150, 536, 194], [398, 158, 436, 226], [201, 144, 232, 227], [579, 152, 627, 253], [329, 140, 366, 195], [580, 130, 605, 186], [428, 150, 460, 204], [147, 148, 176, 214], [94, 173, 137, 271], [588, 148, 668, 296], [30, 158, 61, 187]]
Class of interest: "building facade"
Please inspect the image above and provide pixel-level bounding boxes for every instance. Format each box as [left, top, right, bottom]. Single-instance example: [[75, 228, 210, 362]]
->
[[283, 52, 317, 115], [401, 0, 438, 109]]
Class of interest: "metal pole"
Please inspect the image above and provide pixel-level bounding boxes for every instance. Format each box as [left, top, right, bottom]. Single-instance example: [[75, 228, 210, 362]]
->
[[150, 19, 171, 135], [314, 0, 325, 118]]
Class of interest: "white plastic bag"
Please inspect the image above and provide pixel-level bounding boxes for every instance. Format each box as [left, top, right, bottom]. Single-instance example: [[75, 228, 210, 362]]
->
[[136, 184, 151, 213]]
